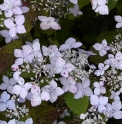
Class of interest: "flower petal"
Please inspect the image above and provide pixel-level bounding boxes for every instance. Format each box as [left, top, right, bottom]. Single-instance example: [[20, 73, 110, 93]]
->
[[6, 100, 15, 109], [9, 27, 17, 37], [13, 7, 22, 15], [16, 25, 26, 34], [15, 15, 25, 25], [1, 91, 10, 102], [0, 103, 6, 111], [12, 85, 21, 95]]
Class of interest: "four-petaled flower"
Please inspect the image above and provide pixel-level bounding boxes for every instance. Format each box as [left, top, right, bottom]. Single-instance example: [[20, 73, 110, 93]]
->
[[38, 16, 61, 30], [0, 91, 15, 112], [74, 78, 93, 99], [93, 39, 110, 56], [59, 76, 77, 94]]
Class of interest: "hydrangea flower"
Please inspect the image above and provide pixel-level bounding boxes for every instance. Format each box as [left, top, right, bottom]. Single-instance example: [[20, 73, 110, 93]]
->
[[42, 80, 64, 103], [114, 15, 122, 28], [74, 78, 93, 99], [49, 56, 75, 77], [12, 72, 32, 99], [0, 30, 18, 43], [59, 37, 82, 51], [0, 91, 15, 111], [69, 0, 78, 4], [104, 52, 122, 70], [4, 15, 26, 37], [94, 63, 109, 76], [0, 0, 22, 17], [25, 39, 43, 59], [59, 76, 77, 94], [105, 101, 122, 119], [38, 16, 61, 30], [69, 4, 83, 17], [0, 75, 17, 94], [110, 91, 120, 101], [31, 85, 50, 107], [91, 0, 109, 15], [42, 45, 58, 57], [11, 39, 42, 70], [93, 39, 110, 56], [93, 81, 106, 95], [90, 95, 108, 113]]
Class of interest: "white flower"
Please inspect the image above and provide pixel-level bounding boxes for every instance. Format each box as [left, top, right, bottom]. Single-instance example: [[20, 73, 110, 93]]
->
[[93, 81, 106, 95], [69, 0, 78, 4], [93, 39, 110, 56], [74, 78, 93, 99], [90, 95, 108, 113], [94, 63, 109, 76], [69, 4, 83, 17], [13, 82, 32, 99], [95, 5, 109, 15], [4, 15, 26, 37], [91, 0, 109, 15], [0, 91, 15, 111], [110, 91, 120, 101], [42, 80, 64, 103], [59, 37, 82, 51], [12, 72, 32, 99], [38, 16, 61, 30], [105, 102, 122, 119], [59, 76, 77, 94], [0, 30, 18, 43], [31, 85, 50, 107], [42, 45, 58, 57], [104, 52, 122, 70], [0, 0, 22, 17], [25, 39, 43, 59], [0, 75, 17, 94], [114, 15, 122, 28]]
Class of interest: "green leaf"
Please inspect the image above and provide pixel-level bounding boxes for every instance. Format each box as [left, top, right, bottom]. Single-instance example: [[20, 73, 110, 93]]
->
[[108, 0, 118, 11], [21, 71, 35, 78], [96, 31, 118, 43], [0, 40, 22, 74], [29, 105, 66, 124], [115, 0, 122, 14], [82, 34, 97, 45], [56, 21, 73, 44], [64, 92, 89, 116], [78, 0, 90, 9], [67, 14, 75, 20], [18, 32, 33, 42]]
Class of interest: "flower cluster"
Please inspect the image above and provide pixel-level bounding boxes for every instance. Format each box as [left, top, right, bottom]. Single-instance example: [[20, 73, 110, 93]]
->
[[0, 0, 29, 43], [91, 0, 109, 15], [0, 0, 122, 124]]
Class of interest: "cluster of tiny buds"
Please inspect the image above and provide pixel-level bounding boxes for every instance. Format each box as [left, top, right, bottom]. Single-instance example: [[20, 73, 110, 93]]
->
[[109, 34, 122, 53], [6, 105, 29, 119]]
